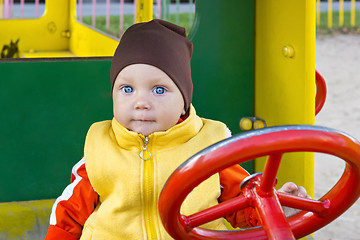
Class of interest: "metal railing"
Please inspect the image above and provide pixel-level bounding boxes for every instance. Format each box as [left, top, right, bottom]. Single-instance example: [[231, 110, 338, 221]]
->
[[76, 0, 195, 37], [1, 0, 44, 19], [316, 0, 360, 29], [0, 1, 195, 38]]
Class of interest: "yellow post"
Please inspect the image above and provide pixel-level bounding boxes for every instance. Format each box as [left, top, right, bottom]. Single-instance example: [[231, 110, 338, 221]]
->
[[136, 0, 154, 23], [255, 0, 315, 197], [328, 0, 333, 28], [0, 0, 3, 19], [351, 0, 356, 27], [316, 0, 320, 27], [339, 0, 344, 27]]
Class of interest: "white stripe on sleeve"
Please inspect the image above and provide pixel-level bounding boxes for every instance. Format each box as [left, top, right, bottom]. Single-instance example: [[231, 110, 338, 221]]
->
[[226, 127, 232, 138], [49, 157, 85, 225]]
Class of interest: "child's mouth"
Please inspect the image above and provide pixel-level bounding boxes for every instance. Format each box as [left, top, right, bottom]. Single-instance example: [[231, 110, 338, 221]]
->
[[134, 119, 155, 122]]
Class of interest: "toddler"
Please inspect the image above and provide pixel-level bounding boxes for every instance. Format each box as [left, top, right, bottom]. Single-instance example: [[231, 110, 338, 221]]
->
[[45, 19, 309, 240]]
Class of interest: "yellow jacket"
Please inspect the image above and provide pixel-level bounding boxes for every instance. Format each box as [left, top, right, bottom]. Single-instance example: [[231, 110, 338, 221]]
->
[[81, 106, 228, 239]]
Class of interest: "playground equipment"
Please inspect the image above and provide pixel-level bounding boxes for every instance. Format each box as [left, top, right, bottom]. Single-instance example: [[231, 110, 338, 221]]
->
[[240, 69, 327, 131], [0, 0, 194, 57], [159, 125, 360, 239], [0, 0, 357, 239], [315, 70, 327, 116], [0, 0, 118, 57]]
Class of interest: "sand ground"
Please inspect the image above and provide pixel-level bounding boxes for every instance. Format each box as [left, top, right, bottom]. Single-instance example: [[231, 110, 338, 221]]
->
[[314, 33, 360, 239]]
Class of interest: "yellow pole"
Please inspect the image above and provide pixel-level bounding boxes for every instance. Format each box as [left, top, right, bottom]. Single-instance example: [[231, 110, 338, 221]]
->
[[351, 0, 356, 27], [328, 0, 333, 28], [136, 0, 153, 23], [339, 0, 344, 27], [0, 0, 3, 19], [316, 0, 320, 27], [255, 0, 315, 198]]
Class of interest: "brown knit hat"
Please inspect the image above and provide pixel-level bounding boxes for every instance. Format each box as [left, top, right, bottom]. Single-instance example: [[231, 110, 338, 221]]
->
[[110, 19, 193, 112]]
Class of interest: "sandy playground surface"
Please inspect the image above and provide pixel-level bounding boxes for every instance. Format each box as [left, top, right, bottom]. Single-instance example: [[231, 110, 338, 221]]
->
[[314, 33, 360, 239]]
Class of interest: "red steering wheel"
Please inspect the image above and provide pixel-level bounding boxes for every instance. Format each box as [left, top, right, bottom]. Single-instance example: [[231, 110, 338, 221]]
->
[[158, 125, 360, 239], [315, 70, 327, 116]]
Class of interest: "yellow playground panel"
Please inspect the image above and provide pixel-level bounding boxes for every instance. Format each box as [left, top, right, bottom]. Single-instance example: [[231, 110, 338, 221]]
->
[[0, 0, 118, 57]]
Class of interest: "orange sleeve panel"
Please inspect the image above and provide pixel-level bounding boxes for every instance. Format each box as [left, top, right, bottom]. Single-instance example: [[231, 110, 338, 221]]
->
[[218, 164, 261, 228], [44, 158, 99, 240], [45, 225, 79, 240]]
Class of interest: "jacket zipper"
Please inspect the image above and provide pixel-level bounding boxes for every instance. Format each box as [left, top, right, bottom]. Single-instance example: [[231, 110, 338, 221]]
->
[[141, 136, 157, 240]]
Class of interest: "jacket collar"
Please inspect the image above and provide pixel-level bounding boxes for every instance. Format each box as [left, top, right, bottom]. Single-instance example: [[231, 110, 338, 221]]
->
[[111, 105, 203, 150]]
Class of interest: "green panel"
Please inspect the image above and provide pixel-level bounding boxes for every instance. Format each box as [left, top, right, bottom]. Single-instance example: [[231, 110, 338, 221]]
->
[[0, 58, 113, 202], [190, 0, 255, 172]]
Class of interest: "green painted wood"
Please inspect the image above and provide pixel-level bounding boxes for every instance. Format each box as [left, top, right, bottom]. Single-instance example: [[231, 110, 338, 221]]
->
[[0, 58, 113, 202], [190, 0, 255, 172]]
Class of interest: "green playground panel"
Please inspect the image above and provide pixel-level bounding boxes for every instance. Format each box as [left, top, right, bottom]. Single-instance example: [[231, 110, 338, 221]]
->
[[191, 0, 255, 172], [0, 58, 114, 202]]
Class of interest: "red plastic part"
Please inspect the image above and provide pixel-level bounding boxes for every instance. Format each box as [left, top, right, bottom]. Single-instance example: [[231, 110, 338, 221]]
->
[[158, 126, 360, 240], [315, 70, 327, 116]]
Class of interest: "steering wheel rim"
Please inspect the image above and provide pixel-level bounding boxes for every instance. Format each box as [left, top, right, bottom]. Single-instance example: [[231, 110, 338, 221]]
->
[[158, 125, 360, 240]]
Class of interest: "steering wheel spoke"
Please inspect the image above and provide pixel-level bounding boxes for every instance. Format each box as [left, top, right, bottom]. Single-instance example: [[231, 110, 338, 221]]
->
[[185, 194, 252, 229], [260, 153, 283, 194], [277, 192, 330, 217]]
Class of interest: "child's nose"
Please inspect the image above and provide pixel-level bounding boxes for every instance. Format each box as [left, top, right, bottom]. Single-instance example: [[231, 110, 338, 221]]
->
[[134, 94, 151, 110]]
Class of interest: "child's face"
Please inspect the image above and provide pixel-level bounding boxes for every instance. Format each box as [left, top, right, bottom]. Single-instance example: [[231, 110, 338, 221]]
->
[[112, 64, 186, 136]]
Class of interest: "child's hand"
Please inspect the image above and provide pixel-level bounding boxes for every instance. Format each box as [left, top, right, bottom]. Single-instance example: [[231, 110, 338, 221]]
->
[[278, 182, 312, 217]]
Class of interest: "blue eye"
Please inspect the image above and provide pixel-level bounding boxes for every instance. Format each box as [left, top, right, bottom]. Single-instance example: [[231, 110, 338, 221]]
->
[[154, 86, 166, 95], [122, 86, 133, 93]]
